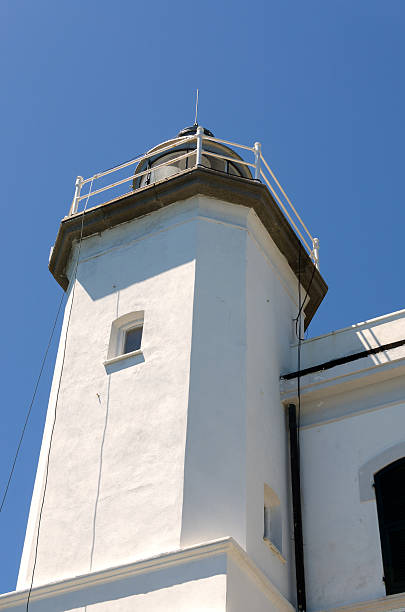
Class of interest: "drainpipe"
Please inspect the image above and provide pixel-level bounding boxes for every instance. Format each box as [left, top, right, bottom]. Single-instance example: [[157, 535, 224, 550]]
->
[[288, 403, 307, 611]]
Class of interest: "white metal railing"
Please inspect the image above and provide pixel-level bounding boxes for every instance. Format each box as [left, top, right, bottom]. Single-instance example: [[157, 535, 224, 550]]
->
[[69, 126, 320, 268]]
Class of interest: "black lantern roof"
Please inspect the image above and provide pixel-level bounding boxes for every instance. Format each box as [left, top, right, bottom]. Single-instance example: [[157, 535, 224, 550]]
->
[[177, 124, 214, 138]]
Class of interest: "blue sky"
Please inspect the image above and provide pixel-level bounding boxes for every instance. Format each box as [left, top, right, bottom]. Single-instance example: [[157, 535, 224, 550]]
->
[[0, 0, 404, 593]]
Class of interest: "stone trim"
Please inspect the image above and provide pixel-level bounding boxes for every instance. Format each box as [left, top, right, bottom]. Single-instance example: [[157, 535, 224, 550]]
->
[[49, 166, 327, 328], [0, 537, 293, 611]]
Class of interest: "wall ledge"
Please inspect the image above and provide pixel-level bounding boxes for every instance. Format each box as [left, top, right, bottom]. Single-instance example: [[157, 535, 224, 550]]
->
[[0, 537, 293, 611], [323, 590, 405, 612]]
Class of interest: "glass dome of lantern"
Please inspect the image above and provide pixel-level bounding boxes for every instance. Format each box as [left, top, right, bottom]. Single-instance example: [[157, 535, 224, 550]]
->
[[133, 124, 252, 189]]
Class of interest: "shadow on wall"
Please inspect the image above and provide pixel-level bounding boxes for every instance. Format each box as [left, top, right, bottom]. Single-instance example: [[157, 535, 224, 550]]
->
[[298, 309, 405, 374], [104, 351, 145, 375], [74, 210, 197, 302], [356, 327, 394, 366]]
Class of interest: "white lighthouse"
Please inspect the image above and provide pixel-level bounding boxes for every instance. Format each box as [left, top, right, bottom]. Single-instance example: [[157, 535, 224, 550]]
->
[[3, 125, 328, 611]]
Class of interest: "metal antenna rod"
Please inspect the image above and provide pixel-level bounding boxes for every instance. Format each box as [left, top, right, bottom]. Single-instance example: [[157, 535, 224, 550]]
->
[[194, 89, 199, 125]]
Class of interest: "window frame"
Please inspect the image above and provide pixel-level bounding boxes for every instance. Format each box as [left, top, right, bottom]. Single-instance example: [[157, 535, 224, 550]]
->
[[263, 483, 284, 562], [374, 457, 405, 595], [104, 311, 144, 367], [120, 321, 143, 356]]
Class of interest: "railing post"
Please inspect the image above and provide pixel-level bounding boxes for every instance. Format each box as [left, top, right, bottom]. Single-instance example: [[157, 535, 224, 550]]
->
[[196, 126, 204, 166], [312, 237, 320, 270], [70, 175, 83, 215], [254, 142, 261, 180]]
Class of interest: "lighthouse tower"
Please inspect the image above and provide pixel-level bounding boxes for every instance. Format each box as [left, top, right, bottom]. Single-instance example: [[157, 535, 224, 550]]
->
[[14, 126, 327, 611]]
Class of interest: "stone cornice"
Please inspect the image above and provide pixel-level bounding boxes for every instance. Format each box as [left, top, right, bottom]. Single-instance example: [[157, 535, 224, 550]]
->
[[49, 166, 327, 328], [0, 538, 293, 611]]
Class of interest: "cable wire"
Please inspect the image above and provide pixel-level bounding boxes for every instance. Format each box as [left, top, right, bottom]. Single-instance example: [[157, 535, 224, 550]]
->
[[294, 246, 317, 479], [0, 292, 65, 514], [296, 247, 303, 447], [294, 252, 317, 342], [26, 178, 94, 611], [294, 245, 317, 464]]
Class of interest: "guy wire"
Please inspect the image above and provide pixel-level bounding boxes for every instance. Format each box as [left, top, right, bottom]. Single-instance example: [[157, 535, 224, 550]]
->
[[0, 292, 65, 514], [26, 178, 94, 611], [297, 246, 302, 452]]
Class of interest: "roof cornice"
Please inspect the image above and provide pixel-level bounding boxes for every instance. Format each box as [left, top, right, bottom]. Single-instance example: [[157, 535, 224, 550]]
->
[[49, 166, 327, 328]]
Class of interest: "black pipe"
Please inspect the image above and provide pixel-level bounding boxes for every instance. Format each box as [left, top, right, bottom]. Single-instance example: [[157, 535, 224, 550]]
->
[[288, 403, 307, 611], [281, 337, 405, 381]]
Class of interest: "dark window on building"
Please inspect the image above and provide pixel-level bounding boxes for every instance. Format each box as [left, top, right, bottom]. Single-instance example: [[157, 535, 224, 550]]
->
[[263, 484, 282, 553], [374, 458, 405, 595], [123, 325, 143, 354]]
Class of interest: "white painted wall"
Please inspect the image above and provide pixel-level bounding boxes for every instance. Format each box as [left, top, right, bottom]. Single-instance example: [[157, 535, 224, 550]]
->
[[301, 399, 405, 610], [178, 198, 300, 609], [18, 194, 301, 612], [180, 207, 248, 549], [292, 309, 405, 374], [19, 201, 198, 587], [227, 553, 293, 612], [245, 224, 297, 602], [281, 310, 405, 611]]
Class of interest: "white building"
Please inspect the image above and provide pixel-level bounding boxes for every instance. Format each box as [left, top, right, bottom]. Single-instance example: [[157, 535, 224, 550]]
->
[[0, 126, 404, 612]]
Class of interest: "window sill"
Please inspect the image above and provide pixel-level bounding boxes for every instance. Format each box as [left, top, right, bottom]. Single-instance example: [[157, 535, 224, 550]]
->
[[263, 537, 286, 564], [103, 349, 143, 367]]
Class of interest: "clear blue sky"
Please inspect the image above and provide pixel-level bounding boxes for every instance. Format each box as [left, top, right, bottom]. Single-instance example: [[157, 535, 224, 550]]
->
[[0, 0, 404, 593]]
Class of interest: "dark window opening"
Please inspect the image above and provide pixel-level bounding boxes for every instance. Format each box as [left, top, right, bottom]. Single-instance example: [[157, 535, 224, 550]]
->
[[123, 326, 143, 354], [375, 457, 405, 595]]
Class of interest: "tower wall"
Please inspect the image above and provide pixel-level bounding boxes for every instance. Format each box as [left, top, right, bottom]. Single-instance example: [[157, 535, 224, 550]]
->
[[180, 200, 248, 550], [245, 223, 297, 600], [18, 201, 198, 587], [18, 195, 302, 607], [180, 199, 299, 602]]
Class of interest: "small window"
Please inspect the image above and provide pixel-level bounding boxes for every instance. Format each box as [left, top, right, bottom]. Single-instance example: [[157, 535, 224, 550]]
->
[[375, 458, 405, 595], [264, 505, 271, 540], [106, 311, 144, 363], [264, 484, 282, 553], [123, 325, 143, 354]]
